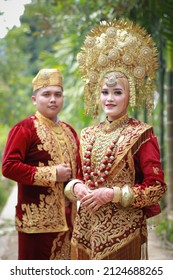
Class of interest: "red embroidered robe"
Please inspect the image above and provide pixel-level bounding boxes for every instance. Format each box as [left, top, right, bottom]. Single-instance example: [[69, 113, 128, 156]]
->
[[72, 115, 167, 260], [2, 111, 81, 259]]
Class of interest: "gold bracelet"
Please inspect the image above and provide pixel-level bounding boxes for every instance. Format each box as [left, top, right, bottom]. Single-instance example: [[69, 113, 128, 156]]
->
[[64, 179, 82, 201], [112, 186, 121, 203], [121, 185, 134, 207]]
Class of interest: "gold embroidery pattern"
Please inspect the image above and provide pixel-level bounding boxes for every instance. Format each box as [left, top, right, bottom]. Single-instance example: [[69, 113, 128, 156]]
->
[[80, 117, 150, 189], [34, 166, 56, 188], [133, 182, 166, 208], [72, 205, 143, 260], [153, 167, 159, 175], [16, 182, 68, 233], [72, 117, 165, 259], [17, 112, 78, 233], [52, 123, 78, 178], [81, 118, 151, 177], [50, 231, 71, 260]]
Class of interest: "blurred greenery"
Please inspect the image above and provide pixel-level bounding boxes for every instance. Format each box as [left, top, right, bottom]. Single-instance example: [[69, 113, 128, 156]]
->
[[155, 211, 173, 245]]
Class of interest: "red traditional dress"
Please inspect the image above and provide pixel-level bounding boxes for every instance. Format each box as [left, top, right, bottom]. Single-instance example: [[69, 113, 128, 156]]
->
[[72, 114, 167, 260], [2, 111, 81, 260]]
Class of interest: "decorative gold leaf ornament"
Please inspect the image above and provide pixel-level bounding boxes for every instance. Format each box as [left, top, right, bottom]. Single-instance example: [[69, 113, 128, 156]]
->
[[77, 19, 159, 117]]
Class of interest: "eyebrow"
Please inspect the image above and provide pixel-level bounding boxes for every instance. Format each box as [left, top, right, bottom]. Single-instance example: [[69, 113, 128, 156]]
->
[[102, 87, 123, 90]]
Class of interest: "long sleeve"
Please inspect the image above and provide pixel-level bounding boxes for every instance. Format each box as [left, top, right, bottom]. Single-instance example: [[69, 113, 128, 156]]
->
[[2, 124, 56, 187], [2, 125, 37, 184], [2, 114, 80, 233], [132, 133, 167, 208]]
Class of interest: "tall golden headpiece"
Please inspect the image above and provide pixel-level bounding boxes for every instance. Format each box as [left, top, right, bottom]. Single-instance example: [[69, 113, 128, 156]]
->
[[77, 19, 159, 117]]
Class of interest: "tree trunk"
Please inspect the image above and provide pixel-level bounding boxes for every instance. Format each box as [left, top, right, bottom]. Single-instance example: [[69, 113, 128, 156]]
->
[[158, 48, 165, 170], [166, 70, 173, 214]]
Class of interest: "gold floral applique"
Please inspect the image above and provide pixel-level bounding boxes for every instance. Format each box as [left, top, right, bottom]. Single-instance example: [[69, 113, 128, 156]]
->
[[153, 167, 159, 175], [17, 113, 78, 234], [50, 231, 71, 260], [16, 182, 68, 233]]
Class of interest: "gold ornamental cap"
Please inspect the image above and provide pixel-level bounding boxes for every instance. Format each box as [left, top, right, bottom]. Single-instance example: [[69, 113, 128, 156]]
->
[[77, 19, 159, 117], [32, 68, 63, 91]]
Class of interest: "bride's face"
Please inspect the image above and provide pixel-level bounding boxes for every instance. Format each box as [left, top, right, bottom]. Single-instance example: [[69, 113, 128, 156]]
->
[[100, 73, 130, 121]]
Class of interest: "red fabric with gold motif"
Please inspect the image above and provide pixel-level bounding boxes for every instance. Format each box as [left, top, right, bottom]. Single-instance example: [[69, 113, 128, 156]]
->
[[2, 112, 82, 259], [71, 116, 167, 260], [133, 133, 165, 217]]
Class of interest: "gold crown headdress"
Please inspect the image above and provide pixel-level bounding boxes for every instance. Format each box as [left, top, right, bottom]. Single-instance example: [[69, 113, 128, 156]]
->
[[77, 19, 159, 117]]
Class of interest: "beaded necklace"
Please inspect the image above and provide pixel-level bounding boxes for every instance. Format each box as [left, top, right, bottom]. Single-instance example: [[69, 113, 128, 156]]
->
[[83, 114, 129, 188]]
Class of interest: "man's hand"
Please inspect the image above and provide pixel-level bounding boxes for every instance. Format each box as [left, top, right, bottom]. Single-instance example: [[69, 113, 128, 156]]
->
[[56, 163, 71, 182]]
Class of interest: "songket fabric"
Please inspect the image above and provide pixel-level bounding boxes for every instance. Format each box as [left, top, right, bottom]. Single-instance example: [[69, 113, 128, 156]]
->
[[2, 111, 81, 260], [71, 114, 167, 260]]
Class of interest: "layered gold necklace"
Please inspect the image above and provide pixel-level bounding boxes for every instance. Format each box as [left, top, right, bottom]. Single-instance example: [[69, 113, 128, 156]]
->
[[83, 114, 129, 188]]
